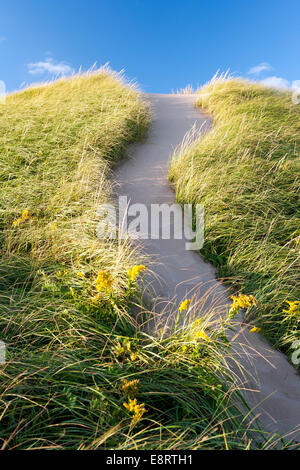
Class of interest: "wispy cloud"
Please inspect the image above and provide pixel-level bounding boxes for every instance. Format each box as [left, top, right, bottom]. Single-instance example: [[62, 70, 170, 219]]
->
[[0, 36, 6, 42], [260, 76, 290, 89], [28, 58, 74, 76], [247, 62, 295, 90], [248, 62, 273, 75]]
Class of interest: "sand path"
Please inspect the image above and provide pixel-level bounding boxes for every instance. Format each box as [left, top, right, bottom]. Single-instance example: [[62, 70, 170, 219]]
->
[[115, 94, 300, 442]]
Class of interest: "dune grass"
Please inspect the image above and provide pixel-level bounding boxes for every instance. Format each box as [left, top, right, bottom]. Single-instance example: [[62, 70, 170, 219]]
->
[[0, 69, 296, 450], [169, 77, 300, 363]]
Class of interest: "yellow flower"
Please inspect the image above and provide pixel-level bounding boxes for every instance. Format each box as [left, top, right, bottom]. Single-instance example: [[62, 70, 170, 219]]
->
[[12, 217, 23, 227], [231, 293, 257, 310], [120, 379, 140, 397], [130, 352, 138, 362], [123, 397, 136, 412], [77, 271, 86, 279], [21, 209, 30, 220], [195, 330, 211, 342], [179, 299, 192, 312], [12, 209, 31, 227], [95, 270, 113, 291], [123, 398, 146, 423], [283, 300, 299, 316], [127, 265, 146, 281], [250, 326, 261, 333]]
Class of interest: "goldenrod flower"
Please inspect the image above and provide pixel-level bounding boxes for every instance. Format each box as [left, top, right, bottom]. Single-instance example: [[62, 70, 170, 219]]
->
[[179, 299, 192, 312], [77, 271, 86, 279], [123, 397, 137, 412], [195, 330, 211, 342], [120, 379, 140, 397], [12, 217, 23, 227], [283, 300, 299, 316], [12, 209, 31, 227], [130, 352, 138, 362], [231, 293, 257, 310], [127, 265, 146, 281], [21, 209, 30, 220], [95, 270, 113, 291], [123, 398, 146, 424], [250, 326, 261, 333]]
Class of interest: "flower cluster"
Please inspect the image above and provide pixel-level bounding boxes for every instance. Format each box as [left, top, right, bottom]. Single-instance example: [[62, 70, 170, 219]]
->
[[95, 270, 113, 292], [231, 293, 257, 310], [123, 398, 146, 424], [250, 326, 261, 334], [120, 379, 140, 397], [12, 209, 31, 227], [179, 299, 192, 312], [195, 330, 211, 342], [283, 300, 299, 317], [127, 265, 146, 282]]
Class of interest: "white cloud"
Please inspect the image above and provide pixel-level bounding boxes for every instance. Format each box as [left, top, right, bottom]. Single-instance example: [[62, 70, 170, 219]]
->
[[248, 62, 273, 75], [28, 58, 73, 76], [0, 36, 6, 42], [260, 76, 290, 89], [247, 62, 296, 91]]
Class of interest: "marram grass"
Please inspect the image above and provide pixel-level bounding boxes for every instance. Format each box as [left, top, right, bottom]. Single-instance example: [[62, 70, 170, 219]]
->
[[169, 76, 300, 363], [0, 70, 297, 450]]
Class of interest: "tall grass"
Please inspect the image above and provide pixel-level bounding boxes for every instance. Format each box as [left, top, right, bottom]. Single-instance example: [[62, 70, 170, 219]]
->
[[0, 69, 295, 449], [169, 77, 299, 362]]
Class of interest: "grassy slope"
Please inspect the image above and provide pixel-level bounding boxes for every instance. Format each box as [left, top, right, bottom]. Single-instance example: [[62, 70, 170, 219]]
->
[[170, 78, 300, 361], [0, 71, 293, 450]]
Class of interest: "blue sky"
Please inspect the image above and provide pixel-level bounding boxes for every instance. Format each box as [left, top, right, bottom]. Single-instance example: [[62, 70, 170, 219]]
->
[[1, 0, 300, 93]]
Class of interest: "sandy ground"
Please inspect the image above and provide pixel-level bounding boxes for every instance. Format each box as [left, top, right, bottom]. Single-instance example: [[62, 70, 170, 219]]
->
[[115, 94, 300, 443]]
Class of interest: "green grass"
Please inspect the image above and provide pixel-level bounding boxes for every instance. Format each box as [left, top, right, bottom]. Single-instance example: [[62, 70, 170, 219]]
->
[[0, 69, 296, 450], [169, 76, 300, 363]]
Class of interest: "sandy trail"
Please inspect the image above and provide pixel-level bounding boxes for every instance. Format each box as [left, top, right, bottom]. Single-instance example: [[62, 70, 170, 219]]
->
[[115, 94, 300, 442]]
